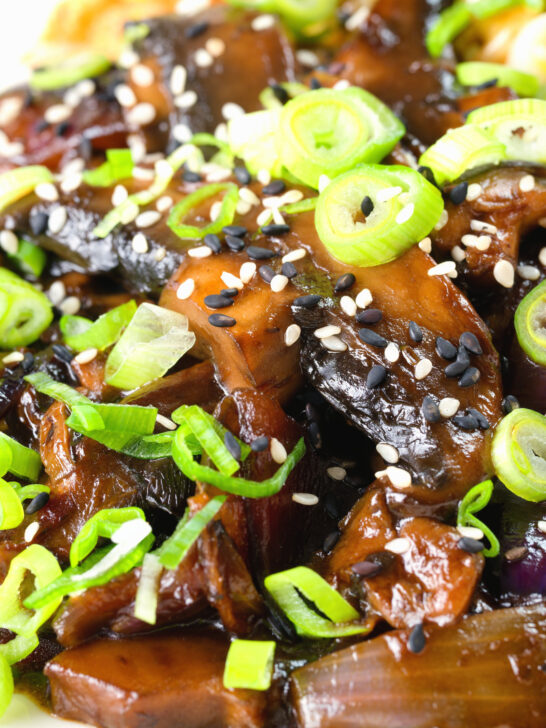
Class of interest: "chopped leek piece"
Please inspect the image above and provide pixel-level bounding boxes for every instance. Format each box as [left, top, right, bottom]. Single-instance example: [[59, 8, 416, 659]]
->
[[0, 654, 13, 717], [157, 495, 227, 570], [0, 480, 24, 530], [279, 87, 405, 189], [189, 133, 234, 168], [223, 640, 276, 691], [228, 109, 283, 177], [259, 82, 308, 110], [281, 197, 317, 215], [264, 566, 369, 638], [60, 300, 137, 352], [167, 183, 239, 240], [30, 52, 110, 91], [0, 439, 11, 478], [0, 432, 41, 481], [228, 0, 337, 34], [457, 479, 500, 557], [315, 164, 444, 266], [176, 405, 241, 476], [514, 280, 546, 366], [0, 166, 54, 213], [69, 507, 147, 567], [0, 268, 53, 347], [134, 553, 162, 625], [124, 22, 150, 45], [82, 149, 134, 187], [25, 371, 91, 408], [418, 125, 506, 186], [456, 62, 539, 97], [491, 408, 546, 502], [7, 239, 47, 278], [105, 303, 195, 390], [12, 482, 50, 503]]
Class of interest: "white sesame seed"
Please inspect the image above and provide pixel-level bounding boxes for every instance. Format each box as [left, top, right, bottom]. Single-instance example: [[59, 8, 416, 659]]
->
[[340, 295, 357, 317], [0, 96, 23, 125], [377, 186, 402, 203], [466, 183, 482, 201], [314, 325, 341, 339], [24, 522, 40, 543], [156, 413, 177, 430], [0, 230, 18, 255], [74, 348, 98, 365], [64, 87, 82, 108], [470, 219, 497, 234], [188, 245, 212, 259], [271, 274, 289, 292], [170, 65, 187, 96], [418, 237, 432, 253], [284, 324, 301, 347], [132, 64, 154, 87], [240, 261, 256, 284], [177, 279, 195, 300], [47, 281, 66, 306], [539, 247, 546, 267], [118, 49, 139, 69], [132, 166, 155, 182], [519, 174, 535, 192], [112, 184, 129, 206], [257, 169, 271, 185], [385, 466, 412, 489], [210, 200, 223, 221], [355, 288, 373, 308], [121, 200, 140, 224], [414, 358, 432, 381], [292, 492, 319, 506], [206, 37, 226, 57], [451, 245, 466, 262], [517, 264, 540, 281], [203, 164, 231, 183], [461, 234, 479, 247], [154, 247, 166, 262], [385, 537, 411, 554], [476, 235, 491, 251], [318, 175, 331, 193], [321, 335, 347, 352], [384, 342, 400, 363], [439, 397, 460, 418], [396, 203, 414, 225], [44, 103, 72, 124], [376, 442, 399, 464], [270, 437, 287, 464], [76, 79, 95, 98], [537, 520, 546, 534], [221, 271, 244, 290], [136, 210, 161, 229], [132, 232, 149, 254], [0, 140, 23, 157], [428, 261, 456, 277], [272, 207, 286, 226], [48, 206, 68, 234], [194, 48, 214, 68], [127, 103, 157, 126], [221, 102, 245, 121], [236, 200, 251, 216], [176, 0, 210, 14], [251, 13, 276, 31], [114, 83, 137, 108], [434, 209, 449, 230], [239, 187, 260, 206], [282, 249, 305, 263], [333, 79, 350, 90], [257, 209, 273, 226], [3, 351, 24, 365], [35, 182, 59, 202], [59, 296, 81, 315], [327, 465, 346, 480], [296, 49, 320, 67], [172, 123, 193, 144], [128, 134, 147, 163], [60, 173, 82, 193], [261, 195, 282, 209], [346, 5, 370, 30], [457, 525, 484, 540], [156, 195, 173, 213], [493, 259, 515, 288]]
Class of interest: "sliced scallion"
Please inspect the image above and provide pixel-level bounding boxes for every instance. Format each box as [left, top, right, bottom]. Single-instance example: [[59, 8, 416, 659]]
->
[[514, 280, 546, 366], [134, 553, 162, 625], [60, 300, 137, 352], [0, 432, 41, 481], [0, 480, 24, 530], [457, 479, 500, 557], [167, 183, 239, 240], [0, 654, 13, 717], [228, 0, 337, 34], [25, 371, 91, 408], [228, 109, 283, 177], [0, 166, 53, 213], [7, 239, 47, 279], [82, 149, 134, 187], [30, 52, 110, 91], [456, 62, 539, 97], [259, 82, 308, 110], [69, 507, 147, 567], [223, 640, 276, 691], [0, 268, 53, 348]]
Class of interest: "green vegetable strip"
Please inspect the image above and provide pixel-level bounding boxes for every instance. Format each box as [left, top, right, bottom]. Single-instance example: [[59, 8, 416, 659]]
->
[[0, 268, 53, 348], [0, 653, 14, 717], [0, 432, 42, 481], [25, 372, 91, 407], [456, 62, 539, 97], [167, 183, 239, 240], [61, 300, 137, 352], [223, 640, 276, 691], [179, 406, 240, 476], [12, 483, 50, 503], [514, 280, 546, 366], [0, 166, 54, 213], [457, 480, 500, 557], [82, 149, 134, 187], [0, 480, 24, 530], [30, 52, 111, 91], [133, 553, 163, 625], [7, 239, 47, 278], [69, 507, 147, 567]]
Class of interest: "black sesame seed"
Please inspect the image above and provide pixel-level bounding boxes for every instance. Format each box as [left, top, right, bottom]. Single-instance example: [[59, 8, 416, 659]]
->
[[251, 436, 269, 452], [52, 344, 74, 363], [261, 223, 290, 236], [310, 77, 322, 90], [458, 536, 484, 553], [183, 170, 202, 183], [360, 195, 374, 216], [203, 233, 222, 253], [79, 136, 93, 160], [22, 352, 35, 373], [323, 530, 340, 553], [502, 394, 519, 414], [204, 294, 234, 309], [367, 364, 387, 388], [208, 313, 236, 327], [308, 420, 322, 449], [55, 121, 70, 137], [270, 83, 289, 104], [223, 224, 247, 237], [224, 431, 241, 461], [281, 261, 297, 278], [225, 234, 245, 252], [445, 349, 470, 377], [247, 245, 277, 260], [409, 320, 423, 343], [185, 20, 209, 38], [234, 166, 251, 185], [436, 336, 457, 360], [356, 308, 382, 324], [449, 181, 468, 205], [30, 211, 49, 236], [305, 402, 319, 422], [293, 294, 321, 308], [262, 179, 286, 196], [334, 272, 355, 293], [459, 331, 483, 356], [221, 287, 239, 298], [358, 329, 388, 348], [467, 407, 490, 430], [25, 491, 50, 515], [418, 165, 438, 187], [476, 78, 498, 90], [453, 412, 480, 430], [258, 264, 275, 283], [422, 395, 441, 423], [458, 366, 480, 387], [351, 559, 383, 577], [408, 623, 426, 654]]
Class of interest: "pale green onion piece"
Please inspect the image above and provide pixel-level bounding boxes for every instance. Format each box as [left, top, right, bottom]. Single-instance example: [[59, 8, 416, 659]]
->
[[259, 82, 308, 110], [469, 0, 544, 20], [491, 408, 546, 502], [281, 197, 317, 215], [0, 267, 53, 348], [0, 653, 13, 716], [134, 553, 162, 625], [227, 0, 337, 34], [167, 183, 239, 240], [7, 239, 47, 279], [171, 405, 250, 460], [0, 440, 12, 478], [105, 303, 195, 390], [0, 432, 41, 481], [60, 299, 137, 352], [0, 480, 24, 529], [70, 507, 147, 568], [25, 371, 91, 408], [82, 149, 134, 187], [180, 406, 240, 476], [12, 482, 50, 503], [456, 61, 539, 97], [189, 133, 234, 167], [0, 166, 53, 213], [66, 402, 157, 454], [514, 280, 546, 366], [223, 640, 276, 691], [124, 22, 150, 45], [315, 164, 444, 266], [264, 566, 369, 638], [30, 52, 110, 91], [228, 109, 283, 177], [457, 479, 500, 557]]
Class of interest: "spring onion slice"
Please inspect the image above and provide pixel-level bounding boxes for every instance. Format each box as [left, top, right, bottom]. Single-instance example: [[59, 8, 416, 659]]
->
[[171, 405, 250, 460], [0, 432, 41, 481], [228, 109, 284, 177], [514, 279, 546, 366], [259, 82, 308, 110], [469, 0, 544, 19], [0, 268, 53, 348], [223, 640, 276, 691], [30, 52, 111, 91], [7, 239, 47, 279], [426, 3, 472, 58], [264, 566, 369, 638], [69, 507, 147, 567], [176, 406, 241, 476], [0, 653, 13, 717], [25, 371, 91, 408], [279, 87, 405, 189], [467, 98, 546, 164], [157, 495, 227, 570], [60, 300, 137, 352], [124, 22, 150, 45], [12, 482, 50, 503], [457, 479, 500, 557], [189, 133, 234, 168], [491, 408, 546, 502], [456, 62, 539, 97], [168, 183, 239, 240], [418, 125, 506, 186], [0, 166, 54, 213], [315, 164, 444, 266], [228, 0, 337, 33], [134, 553, 162, 625], [0, 439, 11, 478], [0, 480, 24, 530], [82, 149, 134, 187], [282, 197, 317, 215], [105, 303, 195, 390]]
